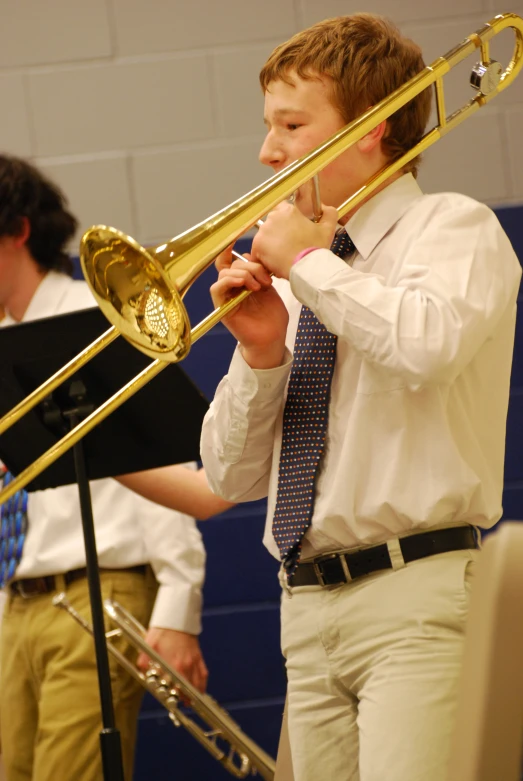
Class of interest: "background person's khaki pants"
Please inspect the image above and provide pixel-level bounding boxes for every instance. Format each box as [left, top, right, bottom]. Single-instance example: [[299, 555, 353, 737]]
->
[[0, 591, 5, 781], [281, 548, 478, 781], [0, 568, 156, 781]]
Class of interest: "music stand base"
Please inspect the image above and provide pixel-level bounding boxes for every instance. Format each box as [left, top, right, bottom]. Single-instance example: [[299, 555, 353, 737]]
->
[[101, 729, 125, 781]]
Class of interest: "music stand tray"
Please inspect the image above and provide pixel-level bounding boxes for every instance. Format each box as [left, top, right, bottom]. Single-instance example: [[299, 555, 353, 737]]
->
[[0, 306, 208, 488]]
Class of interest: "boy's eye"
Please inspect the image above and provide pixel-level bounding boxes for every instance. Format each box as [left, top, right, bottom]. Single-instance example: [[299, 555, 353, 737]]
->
[[287, 123, 301, 131]]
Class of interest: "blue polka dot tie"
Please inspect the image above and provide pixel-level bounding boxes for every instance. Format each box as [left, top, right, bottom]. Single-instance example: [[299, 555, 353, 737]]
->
[[0, 469, 28, 588], [272, 230, 355, 575]]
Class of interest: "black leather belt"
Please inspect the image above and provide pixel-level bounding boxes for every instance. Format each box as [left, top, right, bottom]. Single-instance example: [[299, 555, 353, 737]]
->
[[288, 526, 479, 588], [10, 565, 147, 599]]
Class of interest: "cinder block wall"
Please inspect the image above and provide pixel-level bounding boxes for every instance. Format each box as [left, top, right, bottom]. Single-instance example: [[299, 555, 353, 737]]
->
[[1, 0, 522, 249], [2, 2, 522, 780]]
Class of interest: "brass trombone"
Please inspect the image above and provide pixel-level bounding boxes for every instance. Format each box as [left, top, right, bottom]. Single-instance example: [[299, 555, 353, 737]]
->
[[53, 593, 276, 780], [0, 11, 522, 506]]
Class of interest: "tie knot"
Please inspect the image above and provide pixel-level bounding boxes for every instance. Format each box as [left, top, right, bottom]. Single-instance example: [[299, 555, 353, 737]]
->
[[330, 230, 355, 259]]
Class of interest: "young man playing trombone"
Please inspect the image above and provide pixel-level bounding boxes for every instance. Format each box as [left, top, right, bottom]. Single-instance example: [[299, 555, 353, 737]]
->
[[200, 13, 522, 781]]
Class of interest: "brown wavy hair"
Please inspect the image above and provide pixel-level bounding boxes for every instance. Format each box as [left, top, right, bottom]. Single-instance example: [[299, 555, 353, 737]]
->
[[0, 154, 77, 276], [259, 14, 432, 177]]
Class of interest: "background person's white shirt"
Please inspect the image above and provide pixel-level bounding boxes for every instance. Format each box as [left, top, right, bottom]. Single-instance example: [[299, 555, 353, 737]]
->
[[201, 174, 522, 561], [1, 272, 205, 633]]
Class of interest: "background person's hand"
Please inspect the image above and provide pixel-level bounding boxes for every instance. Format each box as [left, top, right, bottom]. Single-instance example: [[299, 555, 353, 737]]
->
[[139, 627, 209, 693]]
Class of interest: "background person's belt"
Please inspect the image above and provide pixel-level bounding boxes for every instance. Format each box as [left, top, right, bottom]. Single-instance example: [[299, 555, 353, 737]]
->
[[9, 564, 147, 598], [288, 525, 479, 587]]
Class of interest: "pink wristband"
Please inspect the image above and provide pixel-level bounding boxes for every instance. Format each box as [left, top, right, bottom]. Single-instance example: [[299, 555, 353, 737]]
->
[[293, 246, 318, 265]]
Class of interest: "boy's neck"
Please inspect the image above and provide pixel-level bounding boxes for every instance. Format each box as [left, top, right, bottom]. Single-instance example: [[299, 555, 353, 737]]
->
[[4, 257, 47, 323], [339, 170, 404, 224]]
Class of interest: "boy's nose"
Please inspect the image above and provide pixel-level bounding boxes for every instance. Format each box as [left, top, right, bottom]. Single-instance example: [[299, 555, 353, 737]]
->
[[259, 134, 285, 169]]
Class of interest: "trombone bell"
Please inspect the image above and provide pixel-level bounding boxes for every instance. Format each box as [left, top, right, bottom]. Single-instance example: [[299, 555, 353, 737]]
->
[[81, 226, 192, 362]]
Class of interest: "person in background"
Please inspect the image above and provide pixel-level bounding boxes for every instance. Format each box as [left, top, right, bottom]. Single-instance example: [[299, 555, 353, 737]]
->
[[0, 153, 231, 781], [200, 13, 522, 781]]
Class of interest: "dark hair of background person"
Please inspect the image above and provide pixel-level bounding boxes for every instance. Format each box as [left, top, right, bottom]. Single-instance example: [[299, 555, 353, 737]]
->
[[0, 154, 78, 277]]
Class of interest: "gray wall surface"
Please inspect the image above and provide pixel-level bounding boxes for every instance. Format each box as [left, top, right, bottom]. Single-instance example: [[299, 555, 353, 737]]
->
[[1, 0, 522, 251]]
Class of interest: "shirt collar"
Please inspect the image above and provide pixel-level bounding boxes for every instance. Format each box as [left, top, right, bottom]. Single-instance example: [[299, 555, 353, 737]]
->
[[0, 311, 15, 328], [344, 173, 424, 261], [1, 270, 71, 327]]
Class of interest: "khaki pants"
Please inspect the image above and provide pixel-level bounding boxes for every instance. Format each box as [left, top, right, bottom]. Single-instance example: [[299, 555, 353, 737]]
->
[[281, 548, 479, 781], [0, 568, 157, 781], [0, 590, 6, 779]]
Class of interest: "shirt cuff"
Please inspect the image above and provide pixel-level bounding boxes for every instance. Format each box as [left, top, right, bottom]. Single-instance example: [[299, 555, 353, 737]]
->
[[228, 344, 293, 403], [149, 582, 203, 635]]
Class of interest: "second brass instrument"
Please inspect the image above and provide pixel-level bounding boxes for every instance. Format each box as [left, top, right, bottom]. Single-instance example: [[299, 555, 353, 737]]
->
[[53, 593, 276, 780]]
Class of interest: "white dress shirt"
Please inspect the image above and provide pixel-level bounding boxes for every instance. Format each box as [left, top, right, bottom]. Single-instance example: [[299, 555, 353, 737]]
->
[[201, 174, 522, 561], [1, 271, 205, 634]]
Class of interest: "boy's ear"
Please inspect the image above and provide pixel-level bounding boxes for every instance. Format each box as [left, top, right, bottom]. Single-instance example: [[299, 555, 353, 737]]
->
[[12, 216, 31, 248], [357, 119, 387, 153]]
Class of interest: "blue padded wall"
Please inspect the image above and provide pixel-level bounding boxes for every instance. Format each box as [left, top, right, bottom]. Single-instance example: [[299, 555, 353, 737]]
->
[[131, 240, 286, 780], [73, 206, 523, 780], [496, 207, 523, 526]]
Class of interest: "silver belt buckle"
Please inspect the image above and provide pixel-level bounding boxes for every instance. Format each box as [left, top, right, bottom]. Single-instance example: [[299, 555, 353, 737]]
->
[[313, 552, 352, 586], [313, 558, 328, 586], [12, 580, 34, 599], [11, 576, 49, 599]]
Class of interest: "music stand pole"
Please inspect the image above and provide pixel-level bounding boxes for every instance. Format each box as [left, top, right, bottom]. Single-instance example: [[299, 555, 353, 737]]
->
[[63, 381, 124, 781]]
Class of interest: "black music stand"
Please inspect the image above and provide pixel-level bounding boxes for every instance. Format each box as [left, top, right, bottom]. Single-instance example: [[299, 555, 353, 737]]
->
[[0, 307, 209, 781]]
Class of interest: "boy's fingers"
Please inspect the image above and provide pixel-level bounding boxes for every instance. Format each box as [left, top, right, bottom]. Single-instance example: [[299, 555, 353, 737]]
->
[[211, 270, 263, 306], [320, 205, 339, 228], [230, 258, 272, 286], [214, 243, 235, 272]]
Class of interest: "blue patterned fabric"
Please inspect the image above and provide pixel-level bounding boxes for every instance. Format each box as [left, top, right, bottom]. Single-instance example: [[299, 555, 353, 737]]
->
[[0, 470, 28, 587], [272, 231, 355, 574]]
